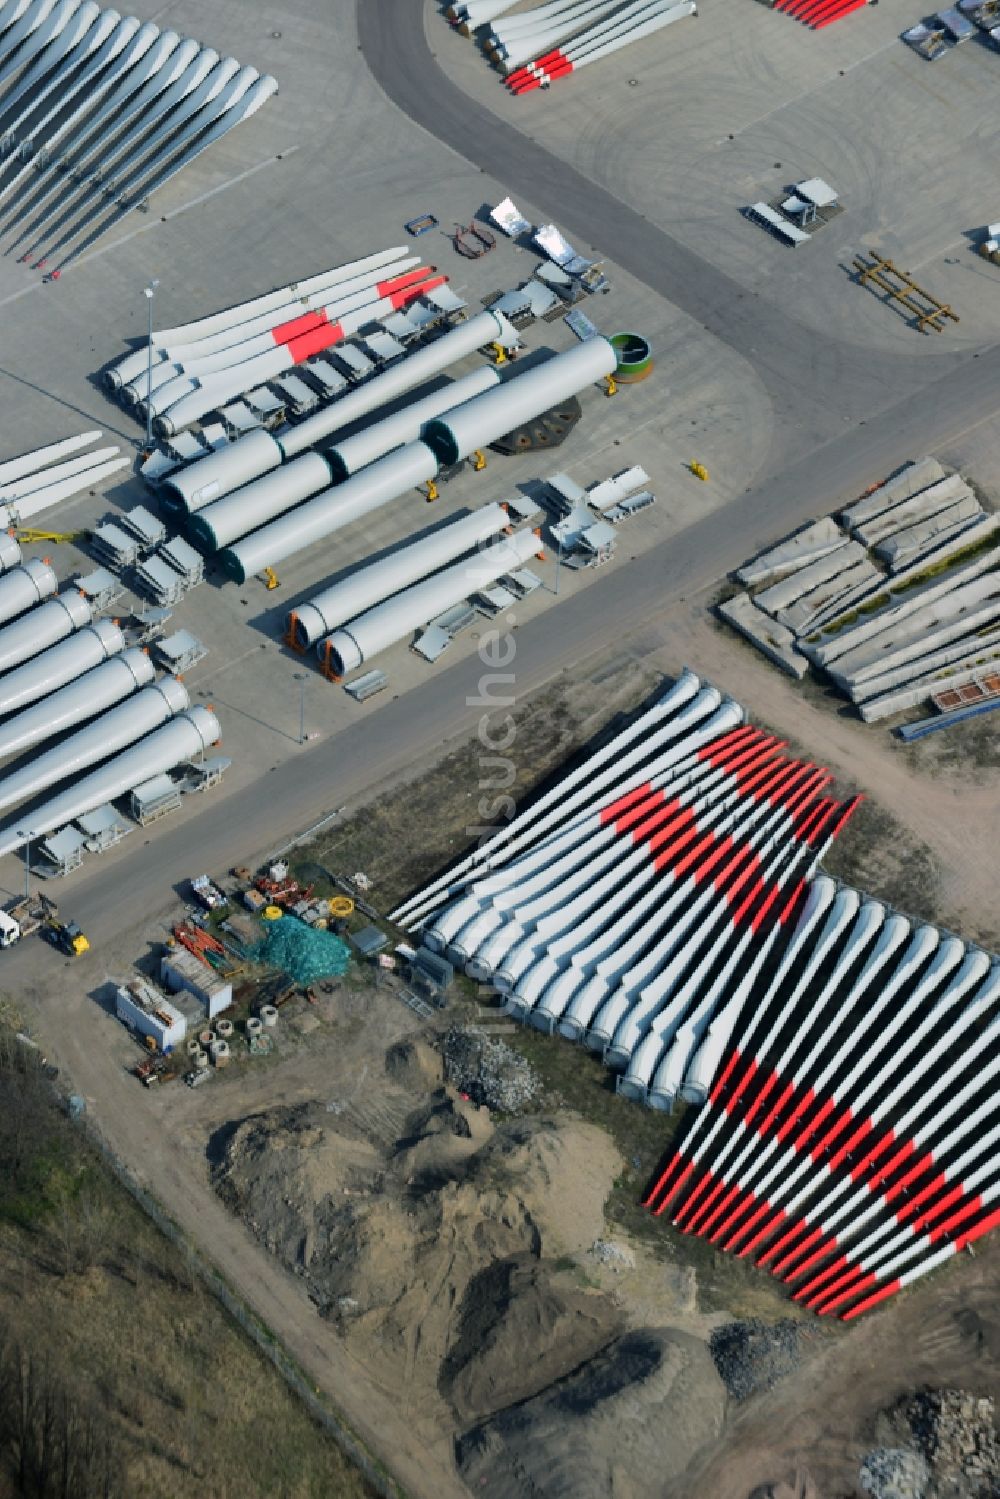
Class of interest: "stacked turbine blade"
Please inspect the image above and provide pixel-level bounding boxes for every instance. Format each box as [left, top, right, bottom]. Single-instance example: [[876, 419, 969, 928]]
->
[[396, 667, 1000, 1319], [105, 247, 451, 439], [447, 0, 698, 92], [395, 672, 857, 1111], [646, 861, 1000, 1320], [506, 0, 696, 94], [0, 4, 276, 277]]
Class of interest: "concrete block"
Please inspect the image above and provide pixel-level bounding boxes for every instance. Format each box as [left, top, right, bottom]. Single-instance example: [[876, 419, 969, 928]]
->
[[737, 516, 846, 587], [839, 457, 946, 528], [755, 540, 865, 615], [853, 623, 1000, 703], [883, 510, 999, 574], [718, 593, 809, 678], [831, 578, 1000, 686], [877, 498, 980, 567], [859, 644, 1000, 721], [777, 560, 882, 635], [854, 475, 972, 547], [804, 544, 1000, 667]]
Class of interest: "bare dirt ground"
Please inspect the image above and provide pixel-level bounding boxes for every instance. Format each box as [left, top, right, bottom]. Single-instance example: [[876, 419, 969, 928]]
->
[[17, 577, 999, 1499]]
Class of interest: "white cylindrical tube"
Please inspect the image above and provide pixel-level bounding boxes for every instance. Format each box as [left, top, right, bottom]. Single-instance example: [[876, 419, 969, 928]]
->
[[0, 676, 189, 814], [0, 646, 153, 759], [0, 705, 221, 856], [320, 526, 543, 677], [219, 442, 438, 585], [326, 366, 500, 481], [0, 559, 57, 624], [186, 451, 334, 553], [291, 501, 517, 648], [0, 618, 121, 716], [160, 310, 504, 514], [423, 338, 617, 466]]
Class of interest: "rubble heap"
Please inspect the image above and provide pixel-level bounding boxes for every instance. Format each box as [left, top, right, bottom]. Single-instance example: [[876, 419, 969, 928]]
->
[[442, 1027, 540, 1114]]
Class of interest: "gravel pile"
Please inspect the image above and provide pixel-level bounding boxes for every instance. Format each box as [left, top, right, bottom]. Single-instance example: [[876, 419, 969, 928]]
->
[[442, 1028, 540, 1114], [859, 1446, 930, 1499], [589, 1239, 636, 1270], [901, 1388, 1000, 1496], [709, 1319, 813, 1402]]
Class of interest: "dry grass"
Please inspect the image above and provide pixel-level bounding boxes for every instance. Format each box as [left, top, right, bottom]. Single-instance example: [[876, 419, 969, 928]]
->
[[0, 1050, 375, 1499]]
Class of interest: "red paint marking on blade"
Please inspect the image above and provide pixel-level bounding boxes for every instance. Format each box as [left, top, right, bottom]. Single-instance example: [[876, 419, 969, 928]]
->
[[841, 1278, 901, 1320], [764, 1223, 823, 1272], [395, 275, 445, 308], [781, 1233, 840, 1283], [735, 1205, 787, 1258], [709, 1049, 741, 1105], [271, 310, 327, 344], [754, 1078, 797, 1137], [709, 1187, 763, 1246], [795, 1253, 852, 1304], [643, 1156, 692, 1210], [894, 1172, 954, 1225], [288, 321, 343, 363], [955, 1205, 1000, 1251], [762, 1221, 813, 1271], [600, 783, 655, 825], [929, 1194, 987, 1244], [675, 1170, 722, 1230], [699, 1181, 747, 1239], [818, 1269, 879, 1315]]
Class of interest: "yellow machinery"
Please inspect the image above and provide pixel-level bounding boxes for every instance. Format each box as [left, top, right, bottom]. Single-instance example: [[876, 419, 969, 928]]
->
[[14, 528, 85, 545], [38, 896, 89, 955], [689, 461, 709, 482], [262, 567, 280, 590], [425, 479, 439, 502], [471, 449, 487, 471], [603, 374, 617, 397], [490, 341, 508, 366]]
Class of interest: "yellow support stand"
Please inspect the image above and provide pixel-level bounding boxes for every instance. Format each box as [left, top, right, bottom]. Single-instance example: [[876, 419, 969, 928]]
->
[[472, 450, 487, 471], [425, 479, 439, 502], [15, 528, 84, 544], [689, 461, 709, 482], [603, 374, 617, 397], [490, 341, 507, 366], [262, 566, 280, 590]]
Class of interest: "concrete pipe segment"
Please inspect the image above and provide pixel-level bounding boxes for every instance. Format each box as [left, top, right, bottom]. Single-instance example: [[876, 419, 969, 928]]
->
[[0, 705, 221, 857], [218, 441, 439, 585], [423, 336, 617, 466]]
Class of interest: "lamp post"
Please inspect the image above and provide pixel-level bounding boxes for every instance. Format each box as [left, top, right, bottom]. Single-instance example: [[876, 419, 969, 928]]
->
[[143, 279, 159, 449], [294, 672, 306, 745]]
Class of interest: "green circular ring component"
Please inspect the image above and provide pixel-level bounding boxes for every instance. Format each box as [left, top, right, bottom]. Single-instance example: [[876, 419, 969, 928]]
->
[[609, 331, 654, 383]]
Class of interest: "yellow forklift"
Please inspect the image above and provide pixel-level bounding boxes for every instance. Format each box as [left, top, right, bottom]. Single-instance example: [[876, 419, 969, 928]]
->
[[39, 896, 90, 956]]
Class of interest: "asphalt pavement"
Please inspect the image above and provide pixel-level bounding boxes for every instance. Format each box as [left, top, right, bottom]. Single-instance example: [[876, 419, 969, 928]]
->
[[9, 0, 1000, 964]]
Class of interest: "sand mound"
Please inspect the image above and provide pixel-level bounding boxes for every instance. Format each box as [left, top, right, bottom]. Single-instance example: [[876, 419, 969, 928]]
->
[[212, 1094, 631, 1425], [384, 1037, 443, 1091], [440, 1253, 622, 1423], [456, 1327, 727, 1499]]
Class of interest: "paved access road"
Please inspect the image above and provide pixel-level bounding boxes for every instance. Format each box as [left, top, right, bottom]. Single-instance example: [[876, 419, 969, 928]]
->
[[358, 0, 990, 470], [9, 0, 1000, 954]]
